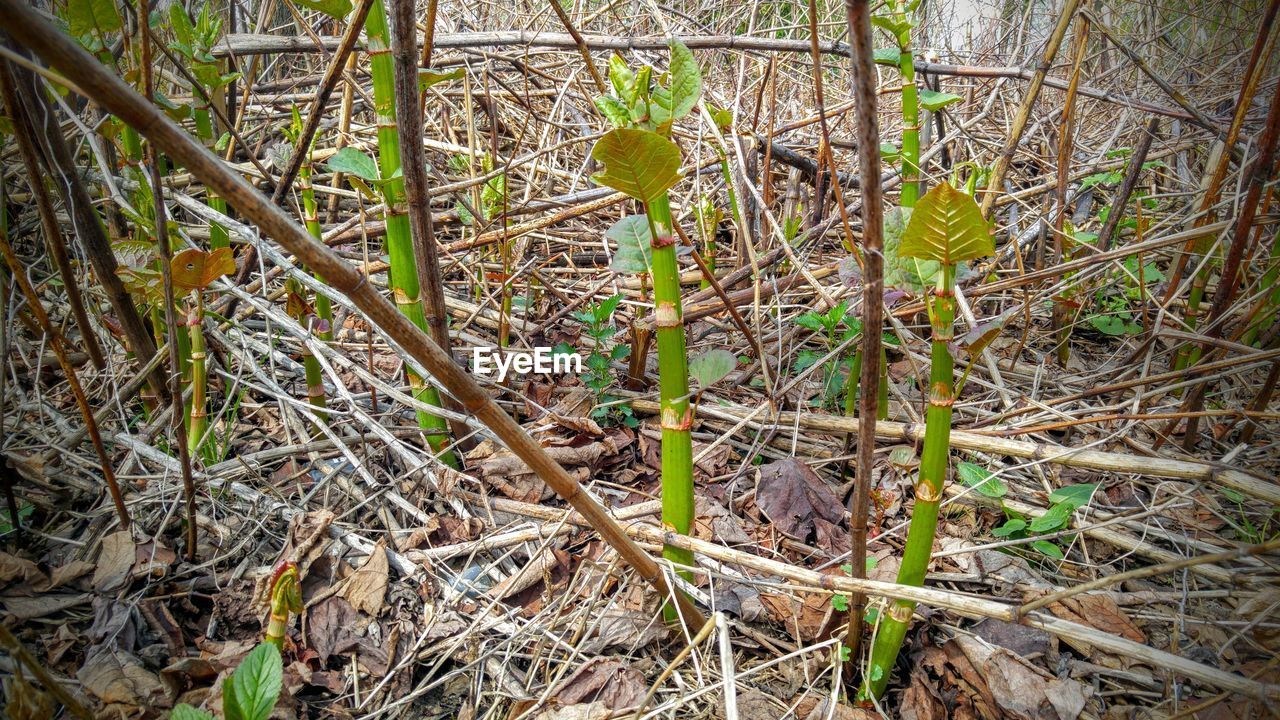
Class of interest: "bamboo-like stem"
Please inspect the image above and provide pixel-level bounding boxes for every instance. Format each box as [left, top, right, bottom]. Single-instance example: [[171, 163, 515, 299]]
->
[[192, 107, 229, 249], [0, 223, 131, 530], [1240, 224, 1280, 348], [388, 0, 470, 452], [841, 0, 884, 673], [224, 0, 376, 311], [0, 65, 105, 370], [187, 297, 210, 457], [1161, 71, 1280, 451], [896, 32, 919, 208], [863, 262, 954, 699], [0, 0, 707, 630], [138, 1, 197, 558], [367, 0, 457, 467], [646, 194, 696, 594]]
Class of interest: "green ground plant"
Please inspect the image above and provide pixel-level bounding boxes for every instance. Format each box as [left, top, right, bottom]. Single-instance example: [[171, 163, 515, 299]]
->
[[590, 40, 703, 615], [863, 181, 994, 699]]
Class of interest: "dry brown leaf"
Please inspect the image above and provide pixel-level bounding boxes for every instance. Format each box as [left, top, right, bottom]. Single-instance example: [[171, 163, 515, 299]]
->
[[899, 669, 948, 720], [953, 635, 1091, 720], [1, 592, 91, 619], [76, 647, 170, 710], [532, 702, 613, 720], [0, 553, 48, 590], [1046, 592, 1145, 658], [755, 458, 844, 542], [47, 560, 95, 589], [342, 540, 389, 616], [553, 657, 645, 709], [92, 531, 136, 593]]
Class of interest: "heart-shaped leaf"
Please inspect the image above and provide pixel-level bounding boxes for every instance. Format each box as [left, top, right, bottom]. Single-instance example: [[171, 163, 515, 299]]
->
[[171, 247, 235, 291], [918, 89, 962, 112], [606, 215, 653, 274], [900, 182, 994, 265], [229, 643, 282, 720], [688, 349, 737, 388], [1032, 540, 1065, 559], [667, 39, 702, 122], [327, 147, 380, 183], [1029, 502, 1073, 533], [590, 128, 682, 203]]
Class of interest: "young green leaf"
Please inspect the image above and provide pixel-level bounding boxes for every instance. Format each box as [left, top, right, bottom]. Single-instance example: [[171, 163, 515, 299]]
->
[[327, 147, 381, 183], [1048, 483, 1097, 510], [172, 705, 216, 720], [831, 593, 850, 611], [667, 39, 702, 122], [918, 89, 962, 112], [874, 47, 901, 65], [287, 0, 353, 19], [606, 215, 654, 274], [66, 0, 123, 36], [871, 15, 913, 44], [991, 518, 1026, 537], [900, 182, 995, 265], [419, 68, 464, 91], [590, 128, 682, 203], [608, 55, 636, 102], [595, 293, 624, 323], [1031, 540, 1065, 560], [688, 349, 737, 388], [229, 643, 282, 720], [956, 461, 1007, 499], [1029, 502, 1074, 533]]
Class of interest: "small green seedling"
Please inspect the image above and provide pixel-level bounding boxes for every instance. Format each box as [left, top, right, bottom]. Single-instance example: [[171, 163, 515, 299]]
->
[[171, 642, 283, 720]]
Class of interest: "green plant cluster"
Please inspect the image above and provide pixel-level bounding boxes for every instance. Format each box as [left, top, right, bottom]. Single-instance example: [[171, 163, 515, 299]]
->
[[172, 643, 282, 720], [958, 462, 1097, 560]]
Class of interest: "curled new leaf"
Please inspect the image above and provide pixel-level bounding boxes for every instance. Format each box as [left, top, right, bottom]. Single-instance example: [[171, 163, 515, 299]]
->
[[590, 128, 682, 203]]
